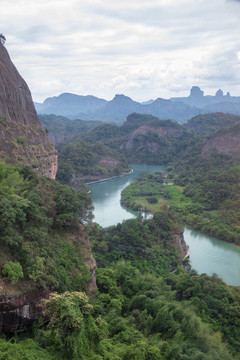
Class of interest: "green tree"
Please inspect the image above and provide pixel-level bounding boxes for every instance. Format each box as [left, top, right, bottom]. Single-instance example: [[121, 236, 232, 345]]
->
[[2, 261, 23, 284]]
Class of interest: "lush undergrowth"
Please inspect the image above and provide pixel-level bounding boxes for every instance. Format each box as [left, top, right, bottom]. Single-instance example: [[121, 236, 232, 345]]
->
[[1, 214, 239, 359], [1, 157, 240, 359], [0, 161, 93, 291], [172, 154, 240, 244]]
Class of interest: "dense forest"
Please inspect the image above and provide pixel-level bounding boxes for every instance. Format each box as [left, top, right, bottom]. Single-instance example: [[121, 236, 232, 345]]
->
[[1, 111, 240, 359], [39, 114, 101, 144], [0, 161, 93, 293], [56, 140, 130, 186], [121, 153, 240, 244], [1, 205, 239, 359]]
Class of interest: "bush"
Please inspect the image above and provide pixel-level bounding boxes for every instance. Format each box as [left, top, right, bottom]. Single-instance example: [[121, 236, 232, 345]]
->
[[16, 136, 26, 145], [147, 197, 158, 204], [2, 261, 24, 284]]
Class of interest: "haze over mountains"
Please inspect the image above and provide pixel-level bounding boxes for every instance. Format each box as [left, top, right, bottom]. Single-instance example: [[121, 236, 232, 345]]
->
[[35, 86, 240, 124]]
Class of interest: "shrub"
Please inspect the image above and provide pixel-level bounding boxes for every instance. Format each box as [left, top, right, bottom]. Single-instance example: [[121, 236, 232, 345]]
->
[[16, 136, 26, 145], [2, 261, 24, 284], [147, 197, 158, 204]]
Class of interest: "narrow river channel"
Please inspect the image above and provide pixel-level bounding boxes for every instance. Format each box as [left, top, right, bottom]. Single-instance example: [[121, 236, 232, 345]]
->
[[90, 164, 240, 286]]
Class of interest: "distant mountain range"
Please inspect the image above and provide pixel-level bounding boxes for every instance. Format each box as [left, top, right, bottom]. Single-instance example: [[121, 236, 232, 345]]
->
[[35, 87, 240, 124]]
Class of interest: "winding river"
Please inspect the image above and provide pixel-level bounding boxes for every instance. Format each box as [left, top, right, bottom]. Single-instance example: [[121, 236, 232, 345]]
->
[[90, 164, 240, 286]]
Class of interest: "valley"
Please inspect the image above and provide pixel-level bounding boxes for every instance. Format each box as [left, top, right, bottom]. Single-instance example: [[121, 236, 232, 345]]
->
[[0, 40, 240, 360]]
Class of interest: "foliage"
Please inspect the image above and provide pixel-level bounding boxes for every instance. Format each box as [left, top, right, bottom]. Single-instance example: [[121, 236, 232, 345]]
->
[[1, 210, 239, 359], [39, 114, 101, 144], [43, 292, 100, 359], [56, 140, 130, 185], [186, 112, 240, 136], [89, 214, 181, 274], [0, 337, 58, 360], [121, 172, 170, 210], [171, 151, 240, 244], [0, 161, 92, 291], [16, 136, 26, 145], [2, 261, 23, 284]]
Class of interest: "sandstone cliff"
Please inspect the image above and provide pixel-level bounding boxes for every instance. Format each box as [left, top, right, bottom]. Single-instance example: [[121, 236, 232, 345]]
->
[[0, 42, 57, 178]]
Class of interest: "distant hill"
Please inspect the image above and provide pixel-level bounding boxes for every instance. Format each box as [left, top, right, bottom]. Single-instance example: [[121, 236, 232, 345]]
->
[[77, 111, 240, 164], [35, 92, 107, 118], [186, 112, 240, 136], [35, 93, 200, 124], [201, 122, 240, 159], [201, 102, 240, 115], [171, 86, 240, 110], [78, 113, 190, 164], [39, 114, 102, 144]]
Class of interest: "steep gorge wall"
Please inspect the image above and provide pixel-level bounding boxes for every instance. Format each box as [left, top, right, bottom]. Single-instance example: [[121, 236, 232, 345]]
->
[[0, 42, 57, 178]]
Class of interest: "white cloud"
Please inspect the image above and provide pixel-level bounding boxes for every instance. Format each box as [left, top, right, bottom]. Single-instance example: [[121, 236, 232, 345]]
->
[[2, 0, 240, 101]]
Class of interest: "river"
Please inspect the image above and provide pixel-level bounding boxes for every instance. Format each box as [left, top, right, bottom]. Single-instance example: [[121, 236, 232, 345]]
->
[[90, 164, 240, 286]]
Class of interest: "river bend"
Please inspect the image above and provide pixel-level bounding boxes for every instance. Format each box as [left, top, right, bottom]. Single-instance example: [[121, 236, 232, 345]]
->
[[90, 164, 240, 286]]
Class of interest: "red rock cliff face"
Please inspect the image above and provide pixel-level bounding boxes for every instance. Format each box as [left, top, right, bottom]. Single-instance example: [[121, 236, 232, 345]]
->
[[0, 288, 50, 333], [0, 42, 57, 178]]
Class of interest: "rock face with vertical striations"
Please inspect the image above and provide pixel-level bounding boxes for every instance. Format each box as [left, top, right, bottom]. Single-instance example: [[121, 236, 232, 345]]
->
[[0, 42, 57, 178]]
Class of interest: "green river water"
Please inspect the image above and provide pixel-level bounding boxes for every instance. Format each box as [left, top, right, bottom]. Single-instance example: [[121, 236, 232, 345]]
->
[[90, 164, 240, 286]]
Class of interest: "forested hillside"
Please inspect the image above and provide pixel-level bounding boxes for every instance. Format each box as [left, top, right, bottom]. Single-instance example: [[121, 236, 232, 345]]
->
[[1, 110, 240, 359], [56, 140, 131, 186], [121, 141, 240, 245], [0, 161, 93, 293], [186, 112, 240, 136], [39, 114, 101, 144], [1, 207, 239, 359], [78, 113, 193, 164]]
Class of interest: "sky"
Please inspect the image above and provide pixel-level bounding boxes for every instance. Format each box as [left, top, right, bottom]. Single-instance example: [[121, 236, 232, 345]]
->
[[2, 0, 240, 102]]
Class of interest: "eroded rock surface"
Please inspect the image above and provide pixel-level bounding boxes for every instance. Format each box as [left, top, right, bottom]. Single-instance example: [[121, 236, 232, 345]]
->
[[0, 289, 49, 333], [0, 42, 57, 178]]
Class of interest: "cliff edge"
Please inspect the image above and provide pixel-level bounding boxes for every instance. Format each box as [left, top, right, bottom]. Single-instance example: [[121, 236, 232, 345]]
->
[[0, 42, 57, 178]]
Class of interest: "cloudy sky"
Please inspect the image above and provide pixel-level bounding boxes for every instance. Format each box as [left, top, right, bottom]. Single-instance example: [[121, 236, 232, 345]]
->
[[2, 0, 240, 102]]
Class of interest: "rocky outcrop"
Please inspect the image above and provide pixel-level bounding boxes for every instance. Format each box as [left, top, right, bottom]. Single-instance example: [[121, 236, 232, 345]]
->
[[0, 42, 57, 178], [0, 288, 49, 333], [190, 86, 204, 98], [171, 232, 189, 259]]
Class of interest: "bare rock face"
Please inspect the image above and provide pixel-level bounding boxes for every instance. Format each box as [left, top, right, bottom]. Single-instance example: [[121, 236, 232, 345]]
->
[[0, 289, 49, 333], [0, 42, 57, 178], [171, 232, 189, 259]]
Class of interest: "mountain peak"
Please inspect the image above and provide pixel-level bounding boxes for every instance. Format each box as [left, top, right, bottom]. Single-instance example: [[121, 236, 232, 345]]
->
[[111, 94, 136, 103]]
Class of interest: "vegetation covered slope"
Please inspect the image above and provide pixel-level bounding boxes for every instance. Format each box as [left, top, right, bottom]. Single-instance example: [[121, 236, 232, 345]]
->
[[39, 114, 101, 144], [1, 111, 240, 359], [186, 112, 240, 136], [78, 113, 240, 165], [56, 140, 131, 186], [0, 161, 93, 293], [1, 213, 239, 360], [121, 147, 240, 245], [78, 113, 193, 164], [201, 122, 240, 159]]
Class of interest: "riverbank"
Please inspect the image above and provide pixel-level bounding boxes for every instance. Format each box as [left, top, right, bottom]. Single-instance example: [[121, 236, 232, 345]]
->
[[121, 173, 240, 247], [86, 169, 133, 185]]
